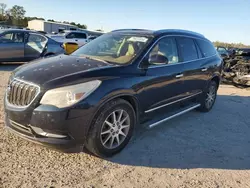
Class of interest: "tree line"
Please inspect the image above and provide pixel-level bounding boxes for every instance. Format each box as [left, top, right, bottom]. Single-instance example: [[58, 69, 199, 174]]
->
[[0, 3, 87, 29], [213, 41, 250, 49]]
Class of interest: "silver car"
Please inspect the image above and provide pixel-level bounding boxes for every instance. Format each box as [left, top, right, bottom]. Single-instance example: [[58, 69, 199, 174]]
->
[[0, 29, 65, 62]]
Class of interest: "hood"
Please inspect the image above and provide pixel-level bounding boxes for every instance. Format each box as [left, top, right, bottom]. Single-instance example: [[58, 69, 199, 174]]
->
[[13, 55, 112, 86]]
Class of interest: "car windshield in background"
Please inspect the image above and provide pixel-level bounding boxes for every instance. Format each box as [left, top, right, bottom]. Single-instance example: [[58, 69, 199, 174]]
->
[[71, 33, 152, 65]]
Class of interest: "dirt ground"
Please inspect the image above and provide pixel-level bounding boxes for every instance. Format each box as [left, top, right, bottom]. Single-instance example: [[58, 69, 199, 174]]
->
[[1, 64, 250, 188]]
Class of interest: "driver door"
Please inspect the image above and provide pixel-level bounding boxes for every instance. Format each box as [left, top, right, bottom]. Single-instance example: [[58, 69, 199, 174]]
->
[[138, 37, 186, 116], [0, 31, 25, 62]]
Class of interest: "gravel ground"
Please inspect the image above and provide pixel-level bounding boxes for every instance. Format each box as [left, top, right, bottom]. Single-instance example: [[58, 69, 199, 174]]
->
[[1, 64, 250, 188]]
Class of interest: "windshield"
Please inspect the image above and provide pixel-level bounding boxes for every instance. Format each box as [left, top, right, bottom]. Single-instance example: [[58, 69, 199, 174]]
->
[[71, 33, 152, 65]]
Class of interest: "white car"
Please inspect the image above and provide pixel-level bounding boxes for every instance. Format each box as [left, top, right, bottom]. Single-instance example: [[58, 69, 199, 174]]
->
[[48, 30, 88, 46]]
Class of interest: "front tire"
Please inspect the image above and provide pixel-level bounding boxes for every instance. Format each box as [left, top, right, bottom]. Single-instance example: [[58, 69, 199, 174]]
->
[[198, 80, 218, 112], [85, 99, 136, 157]]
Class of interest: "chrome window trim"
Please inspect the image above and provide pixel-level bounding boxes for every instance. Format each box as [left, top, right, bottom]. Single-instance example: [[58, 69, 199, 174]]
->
[[138, 34, 217, 69], [145, 91, 202, 113], [5, 78, 41, 109]]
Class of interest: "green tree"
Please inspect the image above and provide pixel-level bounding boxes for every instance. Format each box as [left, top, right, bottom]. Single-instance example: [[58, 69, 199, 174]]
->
[[47, 19, 55, 22], [9, 5, 26, 19], [0, 3, 7, 22], [76, 23, 87, 29], [0, 3, 7, 15], [7, 5, 26, 26]]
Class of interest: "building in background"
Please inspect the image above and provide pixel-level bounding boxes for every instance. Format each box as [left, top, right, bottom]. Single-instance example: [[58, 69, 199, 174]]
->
[[28, 20, 78, 33]]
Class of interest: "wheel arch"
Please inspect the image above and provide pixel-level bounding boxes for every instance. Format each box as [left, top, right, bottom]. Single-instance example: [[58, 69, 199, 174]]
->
[[96, 93, 139, 122], [85, 93, 140, 141], [210, 74, 221, 88]]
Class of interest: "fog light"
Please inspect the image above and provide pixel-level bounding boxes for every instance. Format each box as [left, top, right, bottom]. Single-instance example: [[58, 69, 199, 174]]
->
[[30, 126, 67, 138]]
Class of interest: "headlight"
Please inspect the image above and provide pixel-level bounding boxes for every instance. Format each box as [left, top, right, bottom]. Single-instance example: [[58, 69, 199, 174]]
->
[[40, 80, 101, 108]]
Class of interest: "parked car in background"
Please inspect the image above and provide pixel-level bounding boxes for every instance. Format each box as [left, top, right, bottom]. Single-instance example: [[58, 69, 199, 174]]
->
[[48, 30, 89, 47], [0, 29, 65, 62], [215, 46, 229, 59], [227, 48, 237, 58], [87, 36, 97, 42], [4, 29, 222, 157]]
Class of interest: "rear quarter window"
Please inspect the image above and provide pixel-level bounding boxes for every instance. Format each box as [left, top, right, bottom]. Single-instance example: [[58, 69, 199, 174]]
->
[[196, 39, 216, 57]]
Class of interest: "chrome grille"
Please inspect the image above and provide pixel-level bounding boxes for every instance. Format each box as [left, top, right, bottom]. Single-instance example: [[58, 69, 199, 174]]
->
[[7, 79, 39, 107]]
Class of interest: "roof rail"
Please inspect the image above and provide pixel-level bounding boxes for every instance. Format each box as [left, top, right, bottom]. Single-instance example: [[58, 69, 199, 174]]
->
[[157, 29, 205, 38], [111, 29, 150, 32]]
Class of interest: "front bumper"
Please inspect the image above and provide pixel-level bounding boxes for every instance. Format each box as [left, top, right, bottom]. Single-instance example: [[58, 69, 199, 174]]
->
[[4, 99, 96, 152], [5, 116, 83, 152]]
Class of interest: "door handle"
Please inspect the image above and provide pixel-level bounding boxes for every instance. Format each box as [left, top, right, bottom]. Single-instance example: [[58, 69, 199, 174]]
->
[[175, 74, 183, 78], [75, 39, 78, 41], [201, 68, 207, 72]]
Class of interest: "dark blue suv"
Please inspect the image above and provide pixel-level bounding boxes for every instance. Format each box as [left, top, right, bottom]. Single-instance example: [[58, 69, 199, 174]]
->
[[4, 29, 222, 157]]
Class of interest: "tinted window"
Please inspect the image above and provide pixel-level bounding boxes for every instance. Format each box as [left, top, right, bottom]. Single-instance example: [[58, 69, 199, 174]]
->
[[75, 33, 87, 39], [66, 33, 76, 39], [0, 32, 24, 43], [176, 37, 198, 61], [196, 39, 216, 57], [66, 32, 87, 39], [148, 37, 179, 65]]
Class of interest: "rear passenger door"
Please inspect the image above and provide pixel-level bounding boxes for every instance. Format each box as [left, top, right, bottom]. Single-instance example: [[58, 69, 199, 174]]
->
[[176, 37, 206, 97], [25, 33, 48, 61]]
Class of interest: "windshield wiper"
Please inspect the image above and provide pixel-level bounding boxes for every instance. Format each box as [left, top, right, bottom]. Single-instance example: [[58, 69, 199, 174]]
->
[[83, 55, 111, 65]]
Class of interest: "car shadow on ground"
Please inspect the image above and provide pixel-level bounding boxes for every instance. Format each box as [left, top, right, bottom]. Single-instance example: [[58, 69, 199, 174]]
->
[[0, 63, 21, 71], [106, 95, 250, 170]]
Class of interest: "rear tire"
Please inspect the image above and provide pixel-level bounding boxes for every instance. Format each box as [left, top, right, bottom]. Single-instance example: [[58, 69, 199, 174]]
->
[[85, 99, 136, 158], [198, 80, 218, 112]]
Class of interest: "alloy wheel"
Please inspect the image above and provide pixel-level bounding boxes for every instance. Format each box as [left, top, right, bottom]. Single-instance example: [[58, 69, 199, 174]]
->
[[100, 109, 130, 149], [205, 85, 216, 109]]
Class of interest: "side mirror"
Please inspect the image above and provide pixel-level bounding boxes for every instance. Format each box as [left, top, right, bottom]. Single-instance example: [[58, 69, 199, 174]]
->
[[149, 54, 169, 65]]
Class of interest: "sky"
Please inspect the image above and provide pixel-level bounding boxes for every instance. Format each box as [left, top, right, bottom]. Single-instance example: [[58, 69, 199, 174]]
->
[[2, 0, 250, 44]]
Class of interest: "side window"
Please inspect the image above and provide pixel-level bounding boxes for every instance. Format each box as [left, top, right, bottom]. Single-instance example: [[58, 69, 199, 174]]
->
[[176, 37, 198, 62], [28, 34, 47, 43], [0, 32, 24, 43], [196, 39, 216, 57], [75, 33, 87, 39], [148, 37, 179, 65], [66, 33, 76, 39]]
